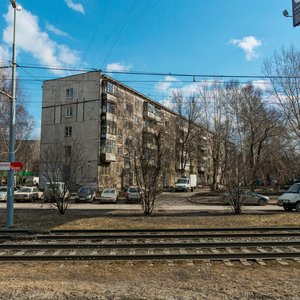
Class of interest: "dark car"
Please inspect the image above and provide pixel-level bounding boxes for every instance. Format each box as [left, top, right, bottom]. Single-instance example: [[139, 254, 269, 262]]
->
[[75, 187, 96, 203]]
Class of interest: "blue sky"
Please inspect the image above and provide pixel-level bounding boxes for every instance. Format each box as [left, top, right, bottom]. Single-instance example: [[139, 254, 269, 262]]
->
[[0, 0, 299, 137]]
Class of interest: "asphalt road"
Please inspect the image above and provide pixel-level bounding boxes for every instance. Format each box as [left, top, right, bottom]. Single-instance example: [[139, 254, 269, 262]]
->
[[0, 190, 283, 212]]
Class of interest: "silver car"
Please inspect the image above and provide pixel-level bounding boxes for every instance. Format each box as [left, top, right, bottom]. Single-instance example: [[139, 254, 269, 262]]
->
[[0, 187, 7, 202], [126, 186, 143, 203], [221, 191, 270, 206], [100, 188, 118, 203]]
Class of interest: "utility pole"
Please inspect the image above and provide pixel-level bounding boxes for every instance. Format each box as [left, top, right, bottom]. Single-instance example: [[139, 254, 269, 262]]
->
[[6, 0, 18, 228]]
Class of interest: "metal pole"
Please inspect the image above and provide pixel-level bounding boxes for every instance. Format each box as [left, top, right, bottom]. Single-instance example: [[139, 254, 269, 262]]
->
[[6, 3, 17, 228]]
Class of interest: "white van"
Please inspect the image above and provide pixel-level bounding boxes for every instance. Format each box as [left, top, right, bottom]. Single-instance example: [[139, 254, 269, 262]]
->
[[277, 183, 300, 212]]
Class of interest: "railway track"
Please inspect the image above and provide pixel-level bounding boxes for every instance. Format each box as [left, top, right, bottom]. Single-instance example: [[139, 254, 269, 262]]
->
[[0, 227, 299, 264]]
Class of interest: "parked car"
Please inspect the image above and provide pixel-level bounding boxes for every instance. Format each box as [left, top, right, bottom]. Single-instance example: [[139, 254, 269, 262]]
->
[[0, 186, 20, 202], [220, 190, 270, 206], [44, 182, 69, 202], [0, 187, 7, 202], [125, 186, 143, 203], [75, 187, 96, 203], [277, 183, 300, 212], [14, 186, 43, 202], [100, 188, 119, 203]]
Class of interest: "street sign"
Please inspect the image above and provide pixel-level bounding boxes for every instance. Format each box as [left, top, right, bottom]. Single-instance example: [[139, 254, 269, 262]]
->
[[0, 162, 10, 171], [0, 162, 24, 171], [10, 162, 24, 171], [293, 0, 300, 27]]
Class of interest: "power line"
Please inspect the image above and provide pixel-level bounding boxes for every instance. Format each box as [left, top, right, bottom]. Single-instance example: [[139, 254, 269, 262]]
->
[[16, 64, 300, 79], [101, 0, 139, 67], [81, 0, 110, 62]]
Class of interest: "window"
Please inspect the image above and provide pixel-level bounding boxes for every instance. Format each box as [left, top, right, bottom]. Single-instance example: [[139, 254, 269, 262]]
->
[[65, 146, 72, 156], [106, 82, 116, 94], [65, 107, 73, 117], [66, 88, 74, 98], [126, 120, 133, 130], [101, 120, 117, 135], [100, 140, 117, 154], [65, 126, 72, 137], [102, 101, 116, 114], [126, 102, 133, 114], [118, 127, 123, 138], [135, 99, 142, 110]]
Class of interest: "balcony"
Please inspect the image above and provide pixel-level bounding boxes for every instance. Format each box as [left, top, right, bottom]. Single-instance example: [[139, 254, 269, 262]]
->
[[100, 153, 116, 162], [102, 92, 117, 103], [100, 140, 117, 163], [144, 103, 162, 122]]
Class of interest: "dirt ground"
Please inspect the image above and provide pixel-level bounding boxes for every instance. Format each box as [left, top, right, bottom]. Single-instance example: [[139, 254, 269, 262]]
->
[[0, 209, 300, 299]]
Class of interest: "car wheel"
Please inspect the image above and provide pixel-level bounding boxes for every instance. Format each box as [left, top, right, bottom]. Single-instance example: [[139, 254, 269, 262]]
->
[[296, 202, 300, 212], [284, 205, 293, 212], [258, 199, 266, 206]]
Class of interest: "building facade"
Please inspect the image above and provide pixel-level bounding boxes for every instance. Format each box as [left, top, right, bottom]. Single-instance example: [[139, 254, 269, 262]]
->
[[40, 71, 212, 190]]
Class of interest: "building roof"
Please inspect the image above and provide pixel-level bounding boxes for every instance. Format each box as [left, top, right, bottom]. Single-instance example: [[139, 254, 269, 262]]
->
[[43, 71, 209, 134]]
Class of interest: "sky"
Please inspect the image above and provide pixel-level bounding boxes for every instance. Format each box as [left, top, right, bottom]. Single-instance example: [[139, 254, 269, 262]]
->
[[0, 0, 299, 138]]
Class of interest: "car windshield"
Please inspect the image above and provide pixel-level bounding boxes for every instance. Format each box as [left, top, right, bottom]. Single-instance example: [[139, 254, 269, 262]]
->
[[0, 188, 7, 192], [78, 188, 91, 194], [18, 188, 32, 193], [128, 187, 140, 193], [46, 183, 63, 191], [103, 189, 116, 194], [177, 179, 189, 184], [286, 183, 300, 193]]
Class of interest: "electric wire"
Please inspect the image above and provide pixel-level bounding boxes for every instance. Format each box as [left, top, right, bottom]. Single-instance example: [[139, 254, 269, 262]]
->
[[15, 64, 300, 80]]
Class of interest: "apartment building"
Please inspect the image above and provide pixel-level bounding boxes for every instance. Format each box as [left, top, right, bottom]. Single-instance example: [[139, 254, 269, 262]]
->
[[40, 71, 212, 190]]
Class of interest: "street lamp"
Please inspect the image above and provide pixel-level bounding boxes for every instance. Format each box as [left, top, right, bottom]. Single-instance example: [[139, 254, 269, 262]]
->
[[6, 0, 18, 227], [282, 9, 293, 17]]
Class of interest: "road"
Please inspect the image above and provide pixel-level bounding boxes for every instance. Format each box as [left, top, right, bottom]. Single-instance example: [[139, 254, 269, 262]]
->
[[0, 190, 283, 212]]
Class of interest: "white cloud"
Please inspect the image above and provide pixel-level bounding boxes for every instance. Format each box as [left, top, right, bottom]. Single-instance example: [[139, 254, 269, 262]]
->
[[176, 82, 200, 96], [0, 44, 10, 63], [230, 36, 262, 61], [2, 6, 81, 75], [251, 80, 271, 91], [106, 62, 132, 72], [155, 76, 178, 93], [160, 98, 175, 110], [46, 22, 69, 37], [64, 0, 85, 14]]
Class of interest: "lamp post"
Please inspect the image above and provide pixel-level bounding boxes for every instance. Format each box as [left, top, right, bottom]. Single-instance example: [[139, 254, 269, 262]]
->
[[6, 0, 17, 228]]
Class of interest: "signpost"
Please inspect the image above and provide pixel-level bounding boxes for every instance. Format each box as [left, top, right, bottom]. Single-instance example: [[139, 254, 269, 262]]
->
[[0, 162, 11, 171], [293, 0, 300, 26], [0, 162, 23, 171], [10, 162, 23, 171]]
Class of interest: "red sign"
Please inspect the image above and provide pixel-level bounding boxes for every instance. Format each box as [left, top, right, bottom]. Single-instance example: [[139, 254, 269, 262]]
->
[[10, 162, 24, 171]]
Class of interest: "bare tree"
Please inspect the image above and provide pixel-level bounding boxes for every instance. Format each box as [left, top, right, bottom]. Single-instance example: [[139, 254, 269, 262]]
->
[[40, 142, 86, 214], [238, 85, 283, 190], [172, 91, 202, 176], [219, 82, 283, 212], [0, 70, 35, 162], [132, 126, 165, 215], [264, 45, 300, 139], [198, 80, 231, 190]]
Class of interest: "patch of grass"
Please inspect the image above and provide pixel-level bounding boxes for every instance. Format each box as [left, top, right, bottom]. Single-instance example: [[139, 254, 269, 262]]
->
[[1, 209, 299, 230]]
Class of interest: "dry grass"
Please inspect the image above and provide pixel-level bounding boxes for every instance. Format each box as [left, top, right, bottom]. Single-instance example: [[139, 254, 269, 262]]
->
[[1, 208, 299, 230]]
